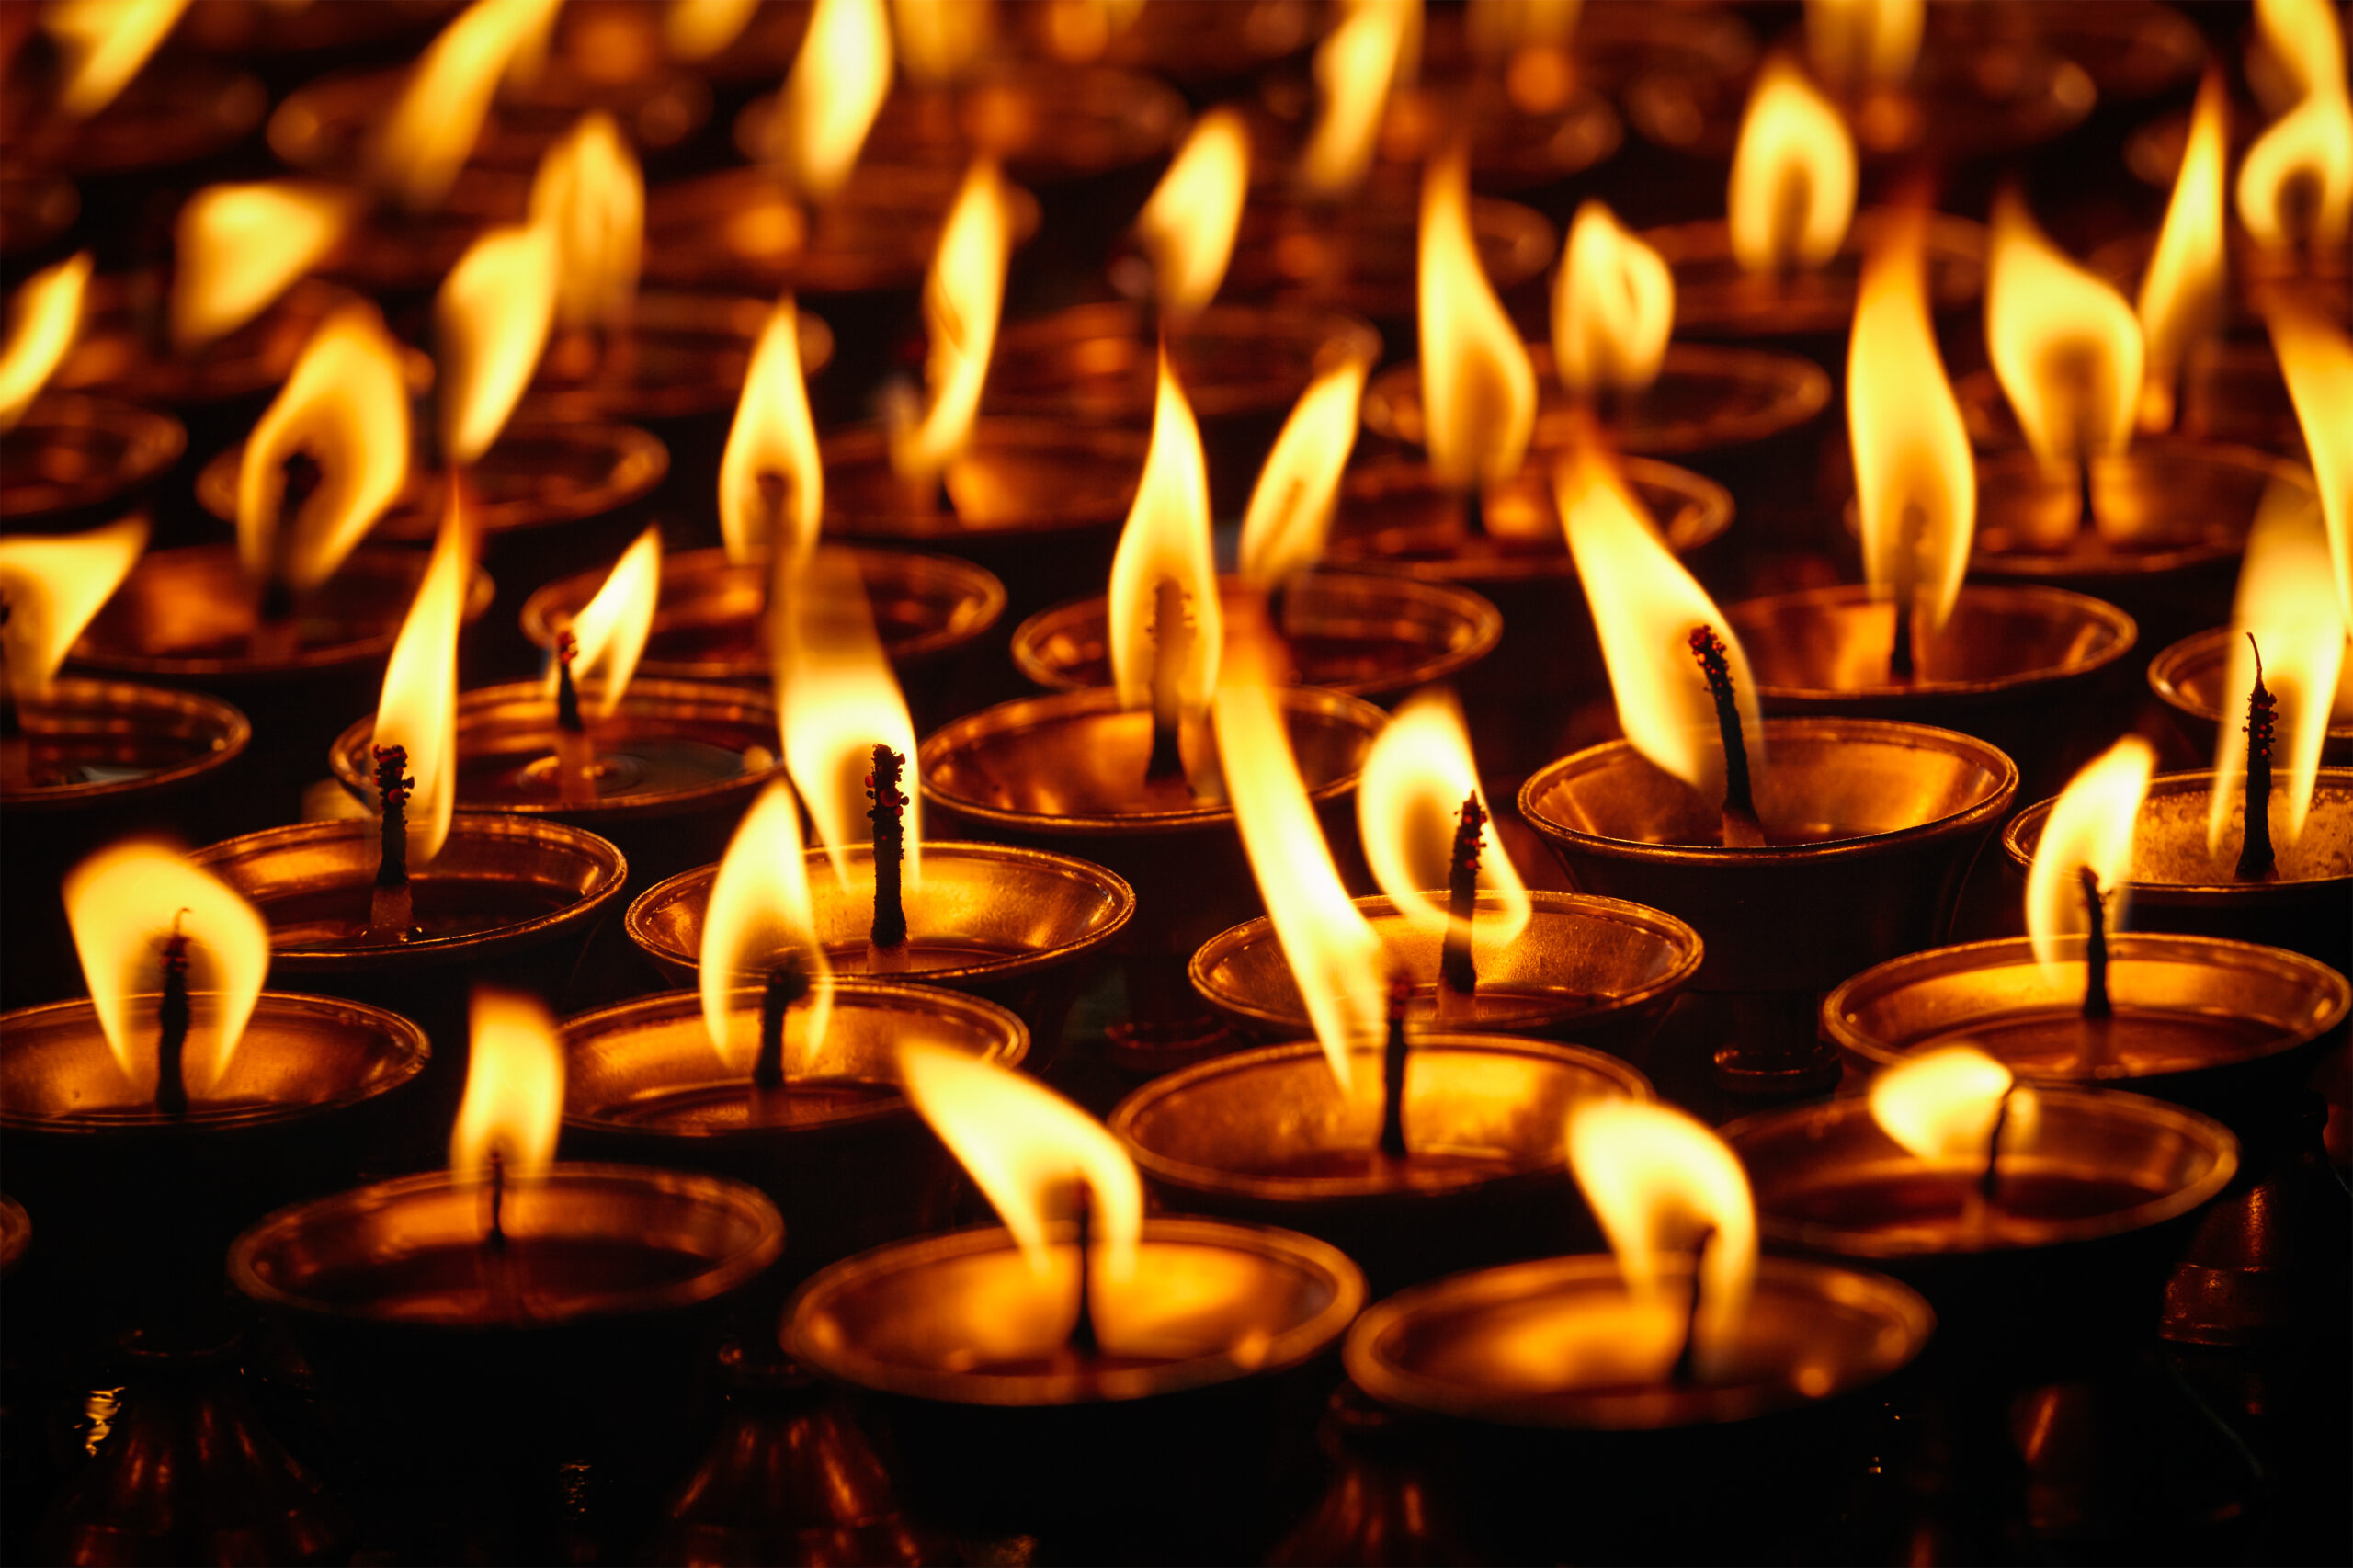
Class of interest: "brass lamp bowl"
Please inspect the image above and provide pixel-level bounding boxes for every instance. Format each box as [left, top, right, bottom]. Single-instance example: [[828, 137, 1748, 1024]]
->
[[624, 842, 1134, 1064], [1188, 892, 1702, 1059], [1225, 188, 1554, 324], [1634, 209, 1987, 342], [1010, 571, 1503, 704], [0, 391, 184, 528], [2147, 627, 2353, 766], [51, 277, 354, 415], [1108, 1035, 1653, 1293], [1956, 342, 2305, 457]]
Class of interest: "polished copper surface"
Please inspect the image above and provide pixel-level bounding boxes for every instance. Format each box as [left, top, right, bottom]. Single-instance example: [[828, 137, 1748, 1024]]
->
[[0, 678, 251, 810], [2148, 628, 2353, 767], [1636, 209, 1987, 340], [0, 392, 184, 525]]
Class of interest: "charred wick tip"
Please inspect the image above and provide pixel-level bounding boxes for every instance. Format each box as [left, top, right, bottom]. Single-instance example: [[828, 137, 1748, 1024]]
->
[[1067, 1181, 1101, 1359], [1980, 1083, 2018, 1205], [1380, 971, 1413, 1161], [373, 744, 413, 887], [1688, 624, 1758, 824], [1669, 1226, 1716, 1388], [154, 910, 193, 1118], [2237, 632, 2277, 881], [1440, 793, 1486, 996], [754, 952, 806, 1091], [554, 631, 585, 734], [868, 744, 910, 949], [2077, 865, 2112, 1020]]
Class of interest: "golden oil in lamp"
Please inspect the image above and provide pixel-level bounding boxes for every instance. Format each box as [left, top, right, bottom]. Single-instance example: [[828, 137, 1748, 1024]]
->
[[1344, 1100, 1936, 1564], [0, 255, 186, 535], [566, 790, 1033, 1279], [1191, 686, 1704, 1058], [1520, 443, 2018, 1093], [226, 988, 783, 1562], [1, 519, 255, 1006], [785, 1046, 1366, 1547], [1110, 668, 1656, 1295], [2, 842, 429, 1357], [1729, 213, 2143, 799], [0, 6, 265, 187]]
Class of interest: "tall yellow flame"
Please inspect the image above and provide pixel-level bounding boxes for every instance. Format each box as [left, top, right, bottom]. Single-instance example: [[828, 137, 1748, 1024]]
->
[[771, 0, 894, 203], [235, 303, 411, 594], [0, 517, 147, 702], [891, 0, 992, 83], [1564, 1099, 1756, 1382], [1869, 1044, 2037, 1162], [1419, 145, 1535, 491], [1108, 350, 1222, 722], [1236, 350, 1370, 589], [1552, 200, 1675, 399], [373, 493, 474, 867], [2025, 736, 2154, 967], [1727, 54, 1857, 275], [2254, 0, 2349, 106], [2267, 298, 2353, 629], [697, 779, 835, 1072], [1847, 209, 1974, 642], [719, 299, 825, 572], [435, 222, 560, 466], [2236, 0, 2353, 254], [665, 0, 759, 60], [1301, 0, 1417, 198], [372, 0, 565, 211], [528, 113, 643, 334], [63, 842, 269, 1098], [887, 160, 1014, 485], [1802, 0, 1921, 95], [449, 988, 563, 1179], [2135, 69, 2228, 433], [557, 524, 660, 719], [898, 1040, 1142, 1281], [1212, 656, 1390, 1092], [1356, 687, 1529, 949], [2209, 485, 2347, 851], [0, 253, 93, 433], [1557, 443, 1763, 800], [170, 182, 357, 353], [1985, 189, 2144, 467], [44, 0, 190, 119], [1134, 108, 1252, 320], [774, 547, 921, 884]]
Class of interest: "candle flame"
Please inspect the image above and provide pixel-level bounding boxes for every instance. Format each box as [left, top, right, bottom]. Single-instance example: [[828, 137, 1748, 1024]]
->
[[665, 0, 758, 60], [898, 1040, 1142, 1281], [1108, 350, 1222, 722], [2266, 297, 2353, 629], [1847, 207, 1973, 641], [1552, 200, 1674, 399], [1802, 0, 1920, 95], [1236, 349, 1371, 590], [1356, 687, 1529, 949], [235, 302, 411, 594], [2135, 69, 2228, 433], [1868, 1044, 2037, 1162], [887, 159, 1015, 485], [1557, 440, 1763, 801], [1212, 649, 1389, 1093], [434, 221, 560, 466], [529, 113, 643, 335], [1985, 188, 2144, 468], [1726, 54, 1857, 275], [719, 298, 824, 572], [2254, 0, 2348, 106], [1564, 1099, 1757, 1382], [1301, 0, 1417, 198], [1418, 144, 1535, 492], [2025, 736, 2154, 967], [891, 0, 992, 83], [449, 988, 563, 1180], [0, 517, 147, 702], [698, 779, 835, 1072], [774, 546, 921, 883], [44, 0, 190, 119], [169, 182, 357, 353], [1134, 107, 1251, 321], [2235, 0, 2353, 255], [0, 253, 92, 433], [769, 0, 894, 202], [2209, 484, 2348, 851], [63, 841, 268, 1098], [553, 524, 660, 719], [372, 0, 565, 211], [373, 491, 475, 867]]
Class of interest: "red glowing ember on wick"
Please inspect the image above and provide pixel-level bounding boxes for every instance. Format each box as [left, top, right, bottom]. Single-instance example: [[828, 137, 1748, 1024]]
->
[[369, 744, 417, 941], [868, 743, 910, 962]]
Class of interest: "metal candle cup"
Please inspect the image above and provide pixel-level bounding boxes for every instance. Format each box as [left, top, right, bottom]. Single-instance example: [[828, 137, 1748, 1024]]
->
[[329, 678, 784, 893], [1723, 584, 2139, 799], [52, 277, 348, 426], [1011, 570, 1502, 705], [1108, 1035, 1654, 1294], [785, 1218, 1364, 1539], [1224, 189, 1554, 325], [1635, 209, 1987, 346], [0, 992, 427, 1349], [0, 392, 184, 532], [625, 843, 1133, 1064], [1519, 719, 2019, 1092], [1342, 1254, 1935, 1562], [520, 544, 1007, 733], [1958, 341, 2305, 458], [1188, 891, 1702, 1059], [561, 983, 1027, 1284], [2148, 628, 2353, 766], [1999, 769, 2353, 971]]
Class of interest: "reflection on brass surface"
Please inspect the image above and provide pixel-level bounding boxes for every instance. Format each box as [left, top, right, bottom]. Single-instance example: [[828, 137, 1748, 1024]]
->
[[2149, 630, 2353, 766], [1967, 442, 2313, 576], [0, 678, 251, 808], [1731, 585, 2136, 699], [0, 392, 184, 522]]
